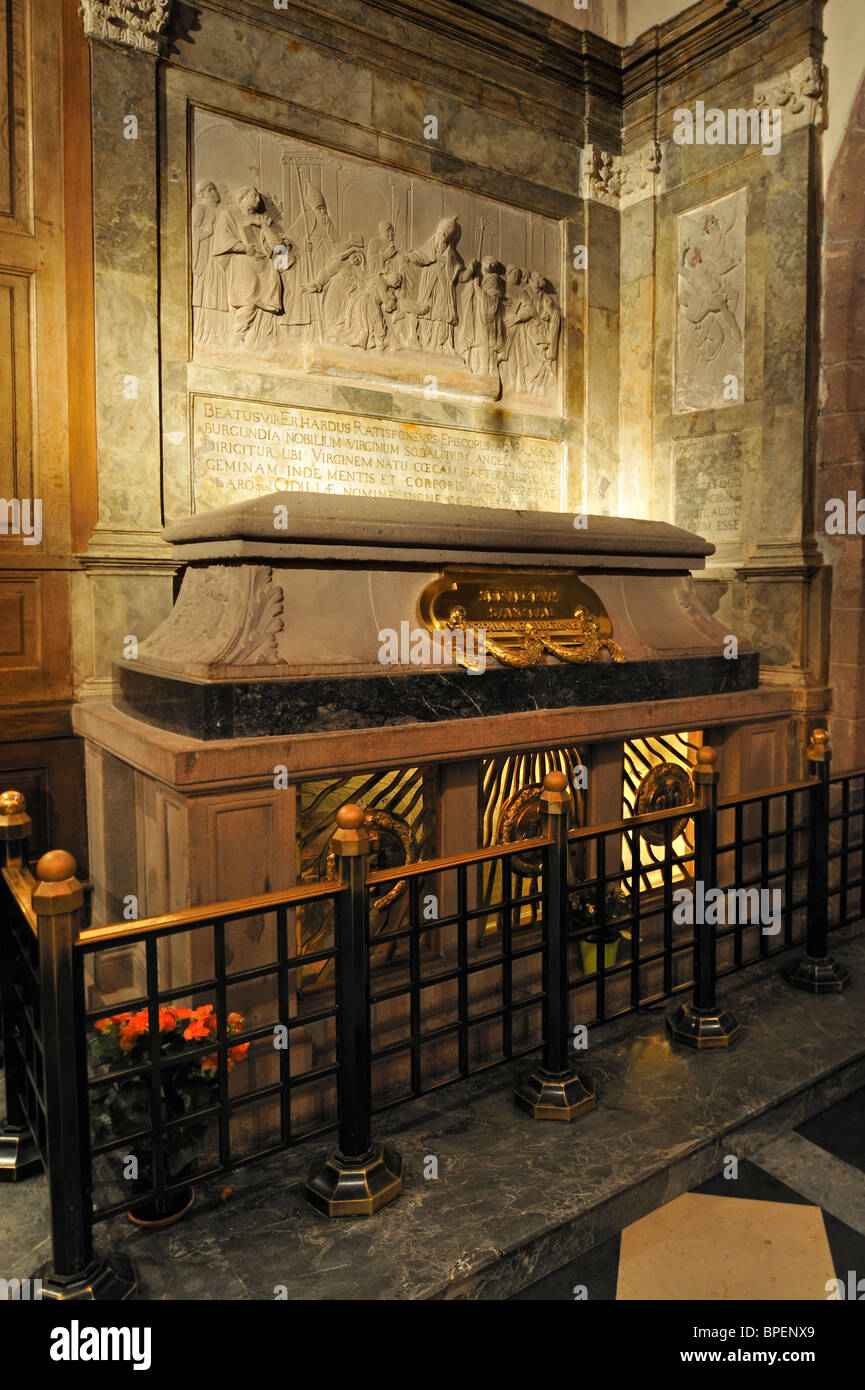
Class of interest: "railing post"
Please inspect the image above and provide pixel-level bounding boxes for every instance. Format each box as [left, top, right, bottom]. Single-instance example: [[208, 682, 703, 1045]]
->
[[32, 851, 135, 1300], [514, 771, 596, 1120], [0, 790, 43, 1179], [783, 728, 851, 993], [666, 747, 741, 1048], [305, 804, 402, 1217]]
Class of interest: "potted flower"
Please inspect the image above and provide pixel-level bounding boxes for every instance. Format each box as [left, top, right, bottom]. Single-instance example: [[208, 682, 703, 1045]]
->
[[569, 884, 632, 975], [90, 1003, 249, 1226]]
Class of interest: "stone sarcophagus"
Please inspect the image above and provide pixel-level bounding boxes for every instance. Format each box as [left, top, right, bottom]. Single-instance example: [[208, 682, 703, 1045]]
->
[[74, 493, 783, 1137], [115, 492, 757, 741]]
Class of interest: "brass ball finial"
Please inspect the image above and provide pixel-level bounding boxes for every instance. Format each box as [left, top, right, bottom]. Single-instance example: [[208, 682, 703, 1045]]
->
[[811, 727, 829, 746], [36, 850, 77, 883], [0, 790, 26, 814], [543, 770, 569, 792], [697, 746, 717, 766], [336, 803, 366, 831]]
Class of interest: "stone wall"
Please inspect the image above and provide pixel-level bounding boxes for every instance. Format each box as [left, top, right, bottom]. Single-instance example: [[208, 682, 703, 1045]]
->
[[73, 0, 830, 760], [817, 69, 865, 770]]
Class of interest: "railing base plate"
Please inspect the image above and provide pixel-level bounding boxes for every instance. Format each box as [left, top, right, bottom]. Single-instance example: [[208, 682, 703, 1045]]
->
[[782, 954, 851, 994], [34, 1254, 137, 1301], [0, 1124, 43, 1181], [513, 1067, 597, 1121], [665, 1002, 742, 1049], [305, 1144, 403, 1217]]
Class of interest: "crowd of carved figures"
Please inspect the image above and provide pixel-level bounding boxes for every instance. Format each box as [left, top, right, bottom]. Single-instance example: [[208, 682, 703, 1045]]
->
[[191, 180, 561, 397]]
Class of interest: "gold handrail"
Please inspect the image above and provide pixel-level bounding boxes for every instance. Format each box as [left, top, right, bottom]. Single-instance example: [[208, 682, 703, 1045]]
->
[[567, 801, 698, 843], [1, 864, 38, 936], [718, 779, 814, 811], [76, 878, 342, 948], [366, 834, 553, 887]]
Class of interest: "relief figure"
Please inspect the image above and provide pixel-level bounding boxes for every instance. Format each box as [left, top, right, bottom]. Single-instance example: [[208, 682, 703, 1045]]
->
[[191, 180, 228, 346], [404, 216, 474, 354], [212, 186, 292, 352]]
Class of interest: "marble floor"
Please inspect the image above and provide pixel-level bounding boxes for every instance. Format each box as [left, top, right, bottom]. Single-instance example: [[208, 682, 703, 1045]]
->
[[512, 1149, 865, 1300], [2, 929, 864, 1300]]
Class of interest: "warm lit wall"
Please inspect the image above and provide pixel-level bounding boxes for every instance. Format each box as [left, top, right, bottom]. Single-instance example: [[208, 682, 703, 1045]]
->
[[817, 70, 865, 769], [0, 0, 90, 865]]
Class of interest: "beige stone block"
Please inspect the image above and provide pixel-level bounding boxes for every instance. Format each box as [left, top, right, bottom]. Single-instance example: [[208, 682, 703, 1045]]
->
[[617, 1192, 835, 1301]]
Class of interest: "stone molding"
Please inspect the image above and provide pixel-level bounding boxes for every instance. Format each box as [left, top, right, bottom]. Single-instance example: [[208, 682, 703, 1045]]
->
[[78, 0, 172, 56]]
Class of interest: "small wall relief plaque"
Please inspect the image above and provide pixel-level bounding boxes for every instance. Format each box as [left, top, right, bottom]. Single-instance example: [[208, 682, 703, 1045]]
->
[[675, 188, 746, 414]]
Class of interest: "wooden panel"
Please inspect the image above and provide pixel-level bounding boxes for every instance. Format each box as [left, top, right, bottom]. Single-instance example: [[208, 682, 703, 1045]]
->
[[0, 734, 87, 870], [0, 271, 33, 498], [0, 2, 90, 898], [0, 573, 38, 665], [0, 0, 31, 233], [0, 570, 73, 702]]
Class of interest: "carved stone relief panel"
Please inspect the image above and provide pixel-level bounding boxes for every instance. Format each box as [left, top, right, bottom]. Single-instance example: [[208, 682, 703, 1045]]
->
[[674, 188, 746, 414], [190, 110, 563, 411]]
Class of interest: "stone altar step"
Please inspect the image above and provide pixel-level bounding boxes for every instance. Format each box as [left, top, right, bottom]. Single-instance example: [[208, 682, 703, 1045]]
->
[[2, 930, 863, 1300]]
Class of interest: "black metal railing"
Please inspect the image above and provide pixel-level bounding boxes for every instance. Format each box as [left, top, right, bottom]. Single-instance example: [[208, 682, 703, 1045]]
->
[[0, 730, 858, 1298]]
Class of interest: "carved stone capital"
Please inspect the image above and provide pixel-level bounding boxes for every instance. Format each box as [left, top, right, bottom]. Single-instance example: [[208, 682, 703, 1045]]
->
[[581, 145, 623, 208], [583, 141, 663, 210], [79, 0, 172, 56], [755, 56, 825, 133], [620, 140, 664, 210]]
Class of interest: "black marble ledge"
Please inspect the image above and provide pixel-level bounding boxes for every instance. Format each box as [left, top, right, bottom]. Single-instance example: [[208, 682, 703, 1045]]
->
[[115, 653, 760, 741]]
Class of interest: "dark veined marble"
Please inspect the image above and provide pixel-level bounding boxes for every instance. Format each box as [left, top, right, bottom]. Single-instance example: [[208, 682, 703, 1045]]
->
[[2, 930, 862, 1301], [115, 653, 760, 741]]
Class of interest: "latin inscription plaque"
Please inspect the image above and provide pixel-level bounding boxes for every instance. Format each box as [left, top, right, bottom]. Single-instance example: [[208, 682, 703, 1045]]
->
[[674, 432, 746, 556], [191, 395, 565, 512]]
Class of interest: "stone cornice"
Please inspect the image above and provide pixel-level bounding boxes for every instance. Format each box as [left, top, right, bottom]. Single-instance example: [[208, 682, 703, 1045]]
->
[[89, 0, 826, 147], [623, 0, 826, 106]]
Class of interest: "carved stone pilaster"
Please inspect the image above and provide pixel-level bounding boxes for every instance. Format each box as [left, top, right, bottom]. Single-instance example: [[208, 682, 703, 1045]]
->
[[755, 57, 825, 133], [78, 0, 172, 56]]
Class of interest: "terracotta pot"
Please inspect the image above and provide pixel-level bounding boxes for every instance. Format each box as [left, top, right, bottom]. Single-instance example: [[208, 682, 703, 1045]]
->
[[128, 1186, 195, 1228]]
